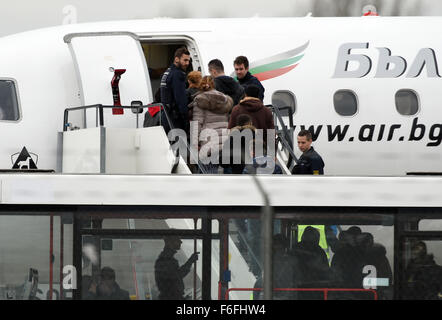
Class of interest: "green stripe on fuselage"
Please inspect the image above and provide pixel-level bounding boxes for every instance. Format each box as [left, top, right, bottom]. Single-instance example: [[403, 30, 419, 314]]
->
[[249, 54, 304, 75]]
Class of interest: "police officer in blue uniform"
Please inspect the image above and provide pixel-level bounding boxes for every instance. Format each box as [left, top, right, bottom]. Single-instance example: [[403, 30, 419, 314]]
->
[[292, 129, 325, 175], [160, 47, 191, 133]]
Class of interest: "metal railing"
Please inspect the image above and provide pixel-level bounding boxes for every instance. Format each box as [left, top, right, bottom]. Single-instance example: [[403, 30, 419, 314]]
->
[[267, 104, 299, 171], [63, 104, 152, 132], [63, 103, 207, 174], [233, 221, 263, 273]]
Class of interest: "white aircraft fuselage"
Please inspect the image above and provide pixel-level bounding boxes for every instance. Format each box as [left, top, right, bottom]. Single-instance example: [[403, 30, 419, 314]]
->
[[0, 16, 441, 175]]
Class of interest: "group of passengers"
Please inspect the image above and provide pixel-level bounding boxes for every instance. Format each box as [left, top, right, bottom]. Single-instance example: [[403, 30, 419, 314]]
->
[[144, 47, 324, 175], [253, 226, 442, 300], [78, 232, 442, 300], [254, 226, 393, 300]]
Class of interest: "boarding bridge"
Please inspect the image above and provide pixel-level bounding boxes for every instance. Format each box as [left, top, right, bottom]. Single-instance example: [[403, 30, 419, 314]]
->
[[60, 103, 259, 299]]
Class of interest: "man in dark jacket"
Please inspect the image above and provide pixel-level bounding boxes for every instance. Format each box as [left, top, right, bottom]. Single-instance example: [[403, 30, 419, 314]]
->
[[155, 235, 199, 300], [234, 56, 265, 101], [85, 267, 130, 300], [292, 129, 325, 175], [208, 59, 244, 106], [404, 241, 442, 300], [291, 226, 330, 300], [160, 47, 191, 132]]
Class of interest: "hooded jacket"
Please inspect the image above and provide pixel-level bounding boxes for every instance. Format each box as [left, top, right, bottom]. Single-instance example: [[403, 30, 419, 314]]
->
[[190, 89, 233, 157], [214, 75, 245, 106], [228, 97, 274, 131], [220, 124, 256, 174]]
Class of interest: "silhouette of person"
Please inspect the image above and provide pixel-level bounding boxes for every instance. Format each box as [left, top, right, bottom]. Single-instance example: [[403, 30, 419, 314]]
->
[[154, 235, 199, 300], [85, 267, 130, 300], [331, 227, 365, 289], [291, 226, 330, 300], [359, 232, 393, 300], [404, 241, 442, 300]]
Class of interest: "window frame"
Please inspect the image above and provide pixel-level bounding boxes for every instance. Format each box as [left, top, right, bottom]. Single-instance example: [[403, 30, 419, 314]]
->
[[333, 89, 359, 117], [0, 77, 22, 123], [394, 88, 420, 117], [271, 90, 297, 116]]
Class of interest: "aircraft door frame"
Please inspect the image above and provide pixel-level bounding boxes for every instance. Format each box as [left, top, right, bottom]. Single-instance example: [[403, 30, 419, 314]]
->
[[138, 35, 203, 73], [64, 32, 153, 129]]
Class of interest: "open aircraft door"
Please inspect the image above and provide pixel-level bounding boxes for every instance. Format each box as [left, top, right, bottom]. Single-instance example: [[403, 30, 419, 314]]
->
[[64, 32, 153, 129]]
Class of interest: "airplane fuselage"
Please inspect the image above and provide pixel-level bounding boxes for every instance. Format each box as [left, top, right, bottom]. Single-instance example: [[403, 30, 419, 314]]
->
[[0, 16, 441, 175]]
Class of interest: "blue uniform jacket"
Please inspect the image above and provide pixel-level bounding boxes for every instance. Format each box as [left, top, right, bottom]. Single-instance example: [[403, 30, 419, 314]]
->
[[160, 64, 188, 117], [292, 146, 325, 175]]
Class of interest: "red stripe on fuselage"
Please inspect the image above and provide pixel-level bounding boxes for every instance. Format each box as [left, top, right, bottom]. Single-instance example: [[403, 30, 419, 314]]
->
[[254, 64, 298, 82]]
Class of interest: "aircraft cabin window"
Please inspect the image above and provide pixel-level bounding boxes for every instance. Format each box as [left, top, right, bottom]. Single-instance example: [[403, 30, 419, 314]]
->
[[272, 90, 296, 116], [0, 80, 20, 121], [395, 89, 419, 116], [333, 90, 358, 116]]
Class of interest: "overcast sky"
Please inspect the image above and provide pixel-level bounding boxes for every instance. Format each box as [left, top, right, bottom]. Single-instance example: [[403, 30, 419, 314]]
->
[[2, 0, 442, 37]]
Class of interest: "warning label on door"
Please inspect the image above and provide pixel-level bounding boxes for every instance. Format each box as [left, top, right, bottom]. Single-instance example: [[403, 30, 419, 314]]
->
[[11, 147, 38, 169]]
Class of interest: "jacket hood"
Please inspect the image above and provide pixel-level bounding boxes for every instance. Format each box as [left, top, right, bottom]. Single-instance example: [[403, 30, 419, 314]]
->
[[192, 90, 233, 114], [239, 97, 264, 112], [231, 124, 257, 132]]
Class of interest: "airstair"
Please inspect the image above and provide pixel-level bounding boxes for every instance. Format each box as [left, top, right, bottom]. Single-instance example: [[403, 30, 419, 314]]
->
[[268, 103, 299, 175]]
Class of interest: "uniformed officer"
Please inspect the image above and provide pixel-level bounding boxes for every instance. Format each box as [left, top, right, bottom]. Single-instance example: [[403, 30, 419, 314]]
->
[[160, 47, 191, 133], [292, 129, 325, 175], [292, 130, 331, 261]]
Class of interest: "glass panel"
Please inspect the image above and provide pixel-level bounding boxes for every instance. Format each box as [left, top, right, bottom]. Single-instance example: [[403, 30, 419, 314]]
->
[[227, 216, 283, 300], [228, 213, 394, 300], [395, 90, 419, 116], [228, 216, 261, 300], [334, 90, 358, 116], [0, 80, 20, 121], [402, 239, 442, 300], [327, 225, 394, 300], [81, 237, 202, 300], [0, 215, 69, 300]]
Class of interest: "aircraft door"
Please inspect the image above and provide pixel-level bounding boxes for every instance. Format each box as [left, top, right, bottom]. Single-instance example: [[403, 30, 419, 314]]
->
[[64, 32, 153, 129]]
